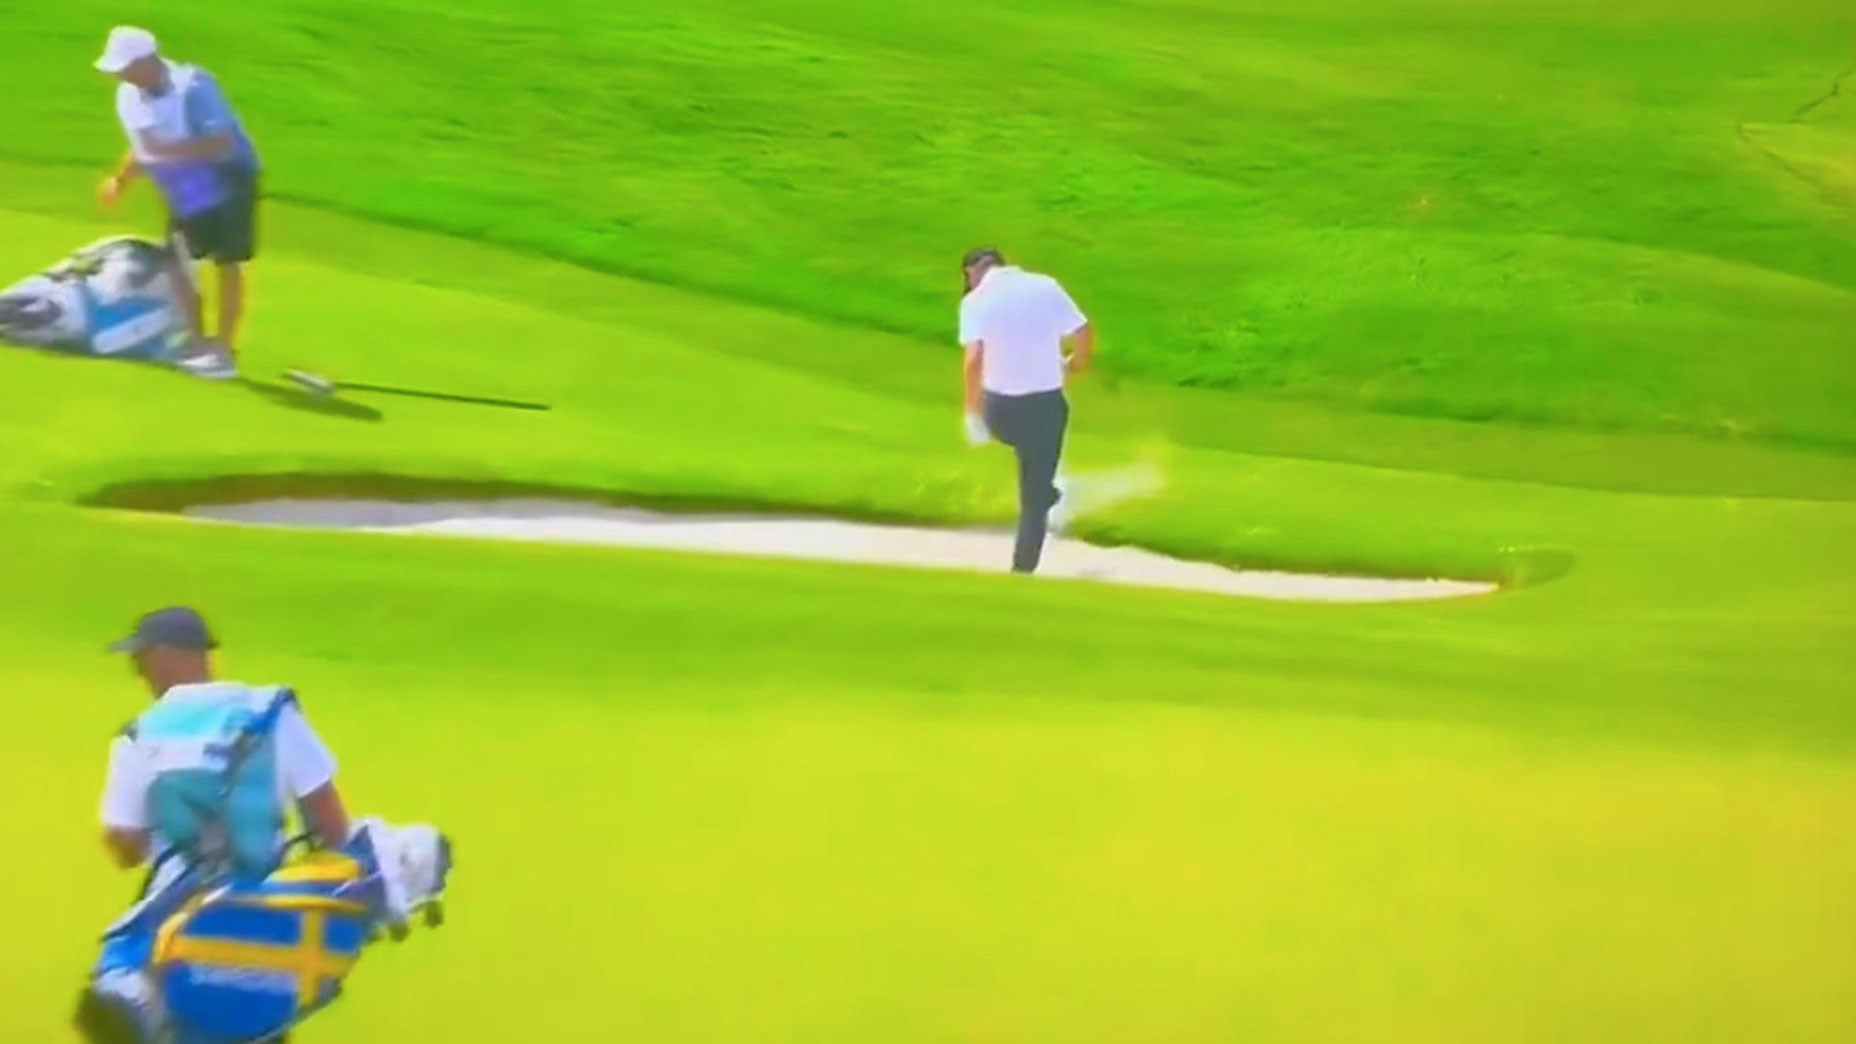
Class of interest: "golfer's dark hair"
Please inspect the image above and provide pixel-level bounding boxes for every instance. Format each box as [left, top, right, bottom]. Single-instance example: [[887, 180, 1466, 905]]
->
[[962, 247, 1006, 271], [961, 247, 1006, 294]]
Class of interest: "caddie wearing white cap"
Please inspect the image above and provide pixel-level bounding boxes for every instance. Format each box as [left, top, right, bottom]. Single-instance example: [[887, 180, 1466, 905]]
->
[[94, 26, 263, 380]]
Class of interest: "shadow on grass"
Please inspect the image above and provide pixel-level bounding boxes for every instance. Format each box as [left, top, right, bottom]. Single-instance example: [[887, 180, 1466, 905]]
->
[[239, 379, 384, 423], [340, 382, 549, 412], [79, 471, 936, 525]]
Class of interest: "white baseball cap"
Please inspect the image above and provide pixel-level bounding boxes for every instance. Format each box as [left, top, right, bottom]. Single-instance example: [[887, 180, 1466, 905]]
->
[[95, 26, 158, 74]]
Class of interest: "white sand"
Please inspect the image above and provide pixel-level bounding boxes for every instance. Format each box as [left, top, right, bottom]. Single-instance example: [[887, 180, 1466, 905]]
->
[[181, 497, 1496, 604]]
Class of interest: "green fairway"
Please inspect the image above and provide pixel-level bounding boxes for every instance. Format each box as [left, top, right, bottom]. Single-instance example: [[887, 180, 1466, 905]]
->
[[1, 0, 1854, 1041], [9, 0, 1856, 442]]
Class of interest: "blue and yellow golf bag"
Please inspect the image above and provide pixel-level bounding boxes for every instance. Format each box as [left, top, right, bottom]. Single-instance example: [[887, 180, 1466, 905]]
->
[[79, 686, 451, 1044]]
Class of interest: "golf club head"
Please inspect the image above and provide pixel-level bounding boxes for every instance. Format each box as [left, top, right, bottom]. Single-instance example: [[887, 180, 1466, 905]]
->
[[282, 368, 337, 397]]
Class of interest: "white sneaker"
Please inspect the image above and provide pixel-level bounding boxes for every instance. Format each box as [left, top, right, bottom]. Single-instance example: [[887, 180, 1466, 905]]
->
[[178, 346, 239, 381], [1049, 475, 1073, 536]]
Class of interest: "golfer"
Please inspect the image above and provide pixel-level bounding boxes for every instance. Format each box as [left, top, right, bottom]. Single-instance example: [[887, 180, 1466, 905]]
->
[[95, 26, 262, 380], [959, 247, 1095, 574], [78, 606, 349, 1042]]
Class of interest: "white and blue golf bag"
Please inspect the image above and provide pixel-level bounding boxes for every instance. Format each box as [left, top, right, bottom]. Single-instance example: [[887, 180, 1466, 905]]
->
[[0, 236, 190, 363], [76, 686, 453, 1044]]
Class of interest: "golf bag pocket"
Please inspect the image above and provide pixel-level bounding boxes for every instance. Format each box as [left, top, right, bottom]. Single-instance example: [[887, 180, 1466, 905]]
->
[[148, 766, 282, 884]]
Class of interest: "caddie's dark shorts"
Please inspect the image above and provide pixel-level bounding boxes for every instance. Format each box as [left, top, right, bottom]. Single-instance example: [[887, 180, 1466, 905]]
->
[[172, 169, 260, 265]]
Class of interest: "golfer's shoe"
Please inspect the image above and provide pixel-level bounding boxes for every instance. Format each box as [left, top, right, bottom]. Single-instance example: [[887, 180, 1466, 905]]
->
[[1048, 476, 1073, 536]]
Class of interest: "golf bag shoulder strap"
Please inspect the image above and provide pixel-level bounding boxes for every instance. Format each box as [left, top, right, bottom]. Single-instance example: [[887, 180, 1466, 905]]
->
[[228, 687, 296, 759], [139, 684, 298, 880], [254, 685, 299, 720], [228, 688, 297, 779]]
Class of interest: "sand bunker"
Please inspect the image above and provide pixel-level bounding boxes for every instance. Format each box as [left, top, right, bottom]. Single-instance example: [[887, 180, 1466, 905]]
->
[[181, 497, 1495, 603]]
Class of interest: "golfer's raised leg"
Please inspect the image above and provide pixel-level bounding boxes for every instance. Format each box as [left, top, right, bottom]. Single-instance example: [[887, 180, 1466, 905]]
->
[[1007, 392, 1068, 573]]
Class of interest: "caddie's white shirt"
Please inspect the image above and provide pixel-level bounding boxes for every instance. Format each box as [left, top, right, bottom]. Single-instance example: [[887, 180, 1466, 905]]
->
[[114, 60, 192, 162], [959, 266, 1089, 396], [99, 681, 339, 834]]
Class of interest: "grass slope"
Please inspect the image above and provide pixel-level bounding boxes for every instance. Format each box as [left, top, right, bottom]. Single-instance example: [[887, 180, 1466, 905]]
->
[[0, 172, 1853, 1039], [3, 0, 1854, 442], [0, 1, 1852, 1040]]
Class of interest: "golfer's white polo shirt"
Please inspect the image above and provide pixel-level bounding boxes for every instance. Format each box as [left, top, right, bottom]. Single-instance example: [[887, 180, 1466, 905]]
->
[[960, 266, 1089, 396], [100, 682, 340, 839]]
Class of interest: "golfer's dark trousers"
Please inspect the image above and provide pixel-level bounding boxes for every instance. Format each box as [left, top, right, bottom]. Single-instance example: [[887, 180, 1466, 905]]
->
[[983, 388, 1069, 573]]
